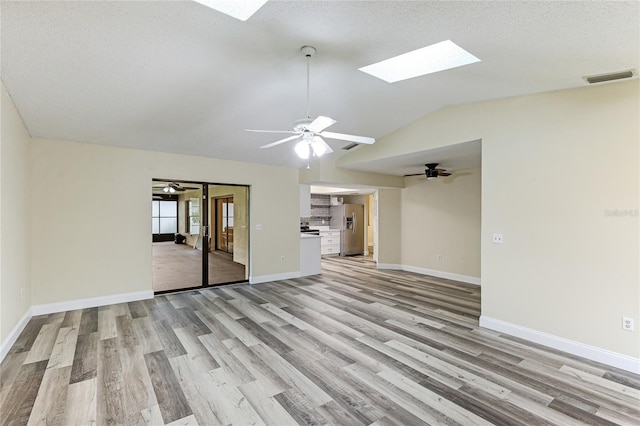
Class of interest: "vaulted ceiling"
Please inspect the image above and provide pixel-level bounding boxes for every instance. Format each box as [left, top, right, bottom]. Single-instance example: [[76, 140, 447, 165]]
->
[[2, 1, 638, 173]]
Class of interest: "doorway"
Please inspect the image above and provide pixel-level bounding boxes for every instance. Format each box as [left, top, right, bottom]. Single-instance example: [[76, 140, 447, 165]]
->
[[151, 180, 249, 293]]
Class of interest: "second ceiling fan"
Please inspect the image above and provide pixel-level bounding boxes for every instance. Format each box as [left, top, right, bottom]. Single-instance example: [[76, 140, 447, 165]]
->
[[246, 46, 375, 159], [405, 163, 452, 180]]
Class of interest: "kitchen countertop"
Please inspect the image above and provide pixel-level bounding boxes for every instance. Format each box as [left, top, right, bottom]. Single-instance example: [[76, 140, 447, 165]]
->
[[300, 233, 321, 239], [309, 227, 341, 232]]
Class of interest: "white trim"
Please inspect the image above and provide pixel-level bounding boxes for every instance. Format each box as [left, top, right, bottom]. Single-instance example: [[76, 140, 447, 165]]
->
[[250, 271, 301, 285], [0, 308, 33, 363], [401, 265, 480, 285], [480, 315, 640, 375], [376, 263, 481, 286], [31, 290, 154, 316]]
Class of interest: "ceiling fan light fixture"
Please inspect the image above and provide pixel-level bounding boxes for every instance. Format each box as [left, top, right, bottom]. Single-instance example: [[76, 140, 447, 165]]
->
[[248, 45, 374, 163], [295, 140, 310, 159]]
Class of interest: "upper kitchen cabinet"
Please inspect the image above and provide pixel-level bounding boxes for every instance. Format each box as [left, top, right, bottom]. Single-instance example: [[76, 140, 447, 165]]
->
[[300, 184, 311, 217]]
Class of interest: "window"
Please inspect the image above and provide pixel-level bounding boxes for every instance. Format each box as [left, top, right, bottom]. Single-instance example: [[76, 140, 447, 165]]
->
[[188, 198, 200, 235], [152, 200, 177, 234]]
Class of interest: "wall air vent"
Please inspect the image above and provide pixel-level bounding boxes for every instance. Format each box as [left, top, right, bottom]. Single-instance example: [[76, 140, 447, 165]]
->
[[583, 69, 635, 84], [342, 143, 359, 151]]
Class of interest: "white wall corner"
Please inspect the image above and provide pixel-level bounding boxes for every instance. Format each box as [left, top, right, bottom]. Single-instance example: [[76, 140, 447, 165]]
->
[[250, 271, 301, 285], [30, 290, 154, 316], [480, 315, 640, 375], [0, 308, 33, 363]]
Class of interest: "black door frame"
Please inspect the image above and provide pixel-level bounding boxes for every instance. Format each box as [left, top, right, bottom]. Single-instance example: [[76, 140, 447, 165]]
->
[[201, 184, 209, 286]]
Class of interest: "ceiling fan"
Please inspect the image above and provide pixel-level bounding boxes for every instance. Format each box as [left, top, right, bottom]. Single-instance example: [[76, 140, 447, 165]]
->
[[404, 163, 452, 180], [152, 182, 200, 193], [246, 46, 375, 160]]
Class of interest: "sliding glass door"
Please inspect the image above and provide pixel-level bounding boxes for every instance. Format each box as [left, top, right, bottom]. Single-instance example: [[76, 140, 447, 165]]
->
[[151, 180, 248, 293]]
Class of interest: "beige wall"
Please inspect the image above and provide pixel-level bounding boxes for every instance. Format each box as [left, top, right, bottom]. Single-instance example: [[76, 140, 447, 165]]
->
[[401, 168, 481, 278], [30, 139, 300, 305], [300, 158, 403, 188], [341, 80, 639, 358], [376, 188, 402, 265], [480, 83, 638, 358], [1, 82, 32, 344]]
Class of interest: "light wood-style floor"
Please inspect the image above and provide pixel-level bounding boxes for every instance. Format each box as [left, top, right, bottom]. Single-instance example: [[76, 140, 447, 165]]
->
[[1, 256, 639, 425], [153, 241, 246, 292]]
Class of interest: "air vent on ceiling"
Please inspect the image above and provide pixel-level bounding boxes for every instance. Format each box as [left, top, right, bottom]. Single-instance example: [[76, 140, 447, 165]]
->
[[583, 69, 635, 84], [342, 143, 359, 151]]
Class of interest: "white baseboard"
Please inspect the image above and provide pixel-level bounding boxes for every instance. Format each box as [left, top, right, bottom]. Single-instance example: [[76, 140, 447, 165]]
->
[[401, 265, 480, 286], [0, 308, 33, 363], [250, 271, 301, 285], [376, 263, 481, 286], [31, 290, 154, 316], [480, 316, 640, 375]]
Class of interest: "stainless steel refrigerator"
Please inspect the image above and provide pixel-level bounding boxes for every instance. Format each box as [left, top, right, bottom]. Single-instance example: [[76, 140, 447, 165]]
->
[[330, 204, 364, 256]]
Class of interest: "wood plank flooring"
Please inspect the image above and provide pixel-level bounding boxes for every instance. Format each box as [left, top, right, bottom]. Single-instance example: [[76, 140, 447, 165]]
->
[[1, 256, 639, 425]]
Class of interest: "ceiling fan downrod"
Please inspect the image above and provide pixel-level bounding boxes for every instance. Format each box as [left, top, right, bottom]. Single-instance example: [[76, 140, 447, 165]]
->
[[301, 46, 316, 120]]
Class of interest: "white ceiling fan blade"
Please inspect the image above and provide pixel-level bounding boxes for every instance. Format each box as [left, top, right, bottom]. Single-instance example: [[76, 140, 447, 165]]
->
[[312, 136, 333, 155], [246, 129, 299, 134], [260, 134, 302, 149], [307, 116, 337, 133], [319, 131, 375, 144]]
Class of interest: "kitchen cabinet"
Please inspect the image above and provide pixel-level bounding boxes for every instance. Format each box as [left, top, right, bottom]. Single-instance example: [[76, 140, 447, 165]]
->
[[320, 229, 341, 256]]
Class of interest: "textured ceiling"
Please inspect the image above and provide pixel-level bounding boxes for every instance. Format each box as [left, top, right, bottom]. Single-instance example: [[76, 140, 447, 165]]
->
[[2, 1, 639, 173]]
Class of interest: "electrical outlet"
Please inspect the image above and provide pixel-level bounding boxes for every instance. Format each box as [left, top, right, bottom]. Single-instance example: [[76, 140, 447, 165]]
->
[[437, 254, 443, 262], [492, 233, 504, 244], [622, 317, 634, 331], [280, 256, 285, 261]]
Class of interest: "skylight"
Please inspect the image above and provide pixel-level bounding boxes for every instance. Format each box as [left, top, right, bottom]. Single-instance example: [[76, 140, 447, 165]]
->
[[359, 40, 481, 83], [193, 0, 268, 21]]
